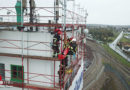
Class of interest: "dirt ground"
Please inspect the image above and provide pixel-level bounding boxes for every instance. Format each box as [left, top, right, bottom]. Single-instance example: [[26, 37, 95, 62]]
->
[[87, 71, 126, 90], [83, 39, 129, 90]]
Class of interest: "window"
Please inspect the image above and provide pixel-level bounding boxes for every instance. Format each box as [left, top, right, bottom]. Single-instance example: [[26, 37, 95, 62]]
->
[[0, 63, 5, 80], [11, 65, 24, 83]]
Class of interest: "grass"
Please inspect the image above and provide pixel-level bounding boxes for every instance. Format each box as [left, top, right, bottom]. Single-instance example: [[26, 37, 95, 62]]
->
[[120, 36, 130, 43], [128, 81, 130, 85], [108, 32, 120, 43], [102, 44, 130, 67]]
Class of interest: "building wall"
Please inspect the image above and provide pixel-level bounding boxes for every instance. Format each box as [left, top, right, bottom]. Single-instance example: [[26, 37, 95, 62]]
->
[[0, 31, 53, 57], [0, 56, 60, 87], [69, 57, 83, 90]]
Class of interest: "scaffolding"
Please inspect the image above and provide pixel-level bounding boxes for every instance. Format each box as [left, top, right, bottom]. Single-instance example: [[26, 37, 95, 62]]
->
[[0, 0, 87, 90]]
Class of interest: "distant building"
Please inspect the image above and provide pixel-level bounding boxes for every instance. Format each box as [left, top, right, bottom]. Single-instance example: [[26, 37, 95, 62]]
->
[[128, 28, 130, 32], [124, 35, 130, 39], [121, 43, 130, 52]]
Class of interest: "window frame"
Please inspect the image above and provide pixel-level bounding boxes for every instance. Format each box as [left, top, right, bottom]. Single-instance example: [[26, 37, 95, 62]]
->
[[0, 63, 5, 80], [11, 65, 24, 83]]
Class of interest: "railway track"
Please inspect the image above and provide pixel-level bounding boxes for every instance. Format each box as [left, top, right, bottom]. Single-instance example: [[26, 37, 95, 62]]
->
[[98, 44, 130, 76], [83, 40, 104, 90], [83, 39, 130, 90], [87, 39, 130, 76]]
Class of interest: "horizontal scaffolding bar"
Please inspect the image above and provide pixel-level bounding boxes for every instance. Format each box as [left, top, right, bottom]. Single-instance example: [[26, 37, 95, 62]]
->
[[0, 53, 59, 61], [0, 22, 86, 27]]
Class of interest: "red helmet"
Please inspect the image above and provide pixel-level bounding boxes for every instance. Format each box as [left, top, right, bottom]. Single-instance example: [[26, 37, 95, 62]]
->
[[57, 30, 62, 35], [54, 28, 60, 32], [70, 37, 73, 41]]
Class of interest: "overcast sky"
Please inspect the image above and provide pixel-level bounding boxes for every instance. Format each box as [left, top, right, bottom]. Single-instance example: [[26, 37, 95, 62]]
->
[[1, 0, 130, 25], [76, 0, 130, 25]]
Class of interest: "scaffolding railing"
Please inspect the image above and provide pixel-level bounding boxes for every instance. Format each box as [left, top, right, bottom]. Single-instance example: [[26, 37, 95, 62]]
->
[[0, 0, 87, 90], [0, 7, 86, 25]]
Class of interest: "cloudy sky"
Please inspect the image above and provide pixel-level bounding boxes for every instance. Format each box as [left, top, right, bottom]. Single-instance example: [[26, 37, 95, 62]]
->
[[76, 0, 130, 25], [0, 0, 130, 25]]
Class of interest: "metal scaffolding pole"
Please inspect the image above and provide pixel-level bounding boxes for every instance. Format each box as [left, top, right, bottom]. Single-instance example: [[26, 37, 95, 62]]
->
[[63, 0, 66, 31], [29, 0, 33, 31], [20, 0, 24, 90]]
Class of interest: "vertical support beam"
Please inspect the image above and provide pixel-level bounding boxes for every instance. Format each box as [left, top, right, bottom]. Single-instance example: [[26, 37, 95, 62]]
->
[[85, 10, 88, 25], [63, 0, 67, 44], [22, 54, 24, 90], [54, 0, 59, 24], [27, 32, 29, 90], [21, 29, 24, 90], [29, 0, 33, 31], [63, 0, 66, 31], [59, 59, 62, 90], [20, 0, 24, 90], [76, 32, 79, 61], [72, 26, 74, 37], [59, 1, 67, 88], [61, 1, 67, 88], [27, 58, 29, 89], [72, 0, 75, 26], [54, 0, 56, 23], [54, 59, 55, 87]]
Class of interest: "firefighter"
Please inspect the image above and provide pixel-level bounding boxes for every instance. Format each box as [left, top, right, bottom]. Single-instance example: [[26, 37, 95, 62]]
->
[[52, 28, 61, 57], [58, 55, 69, 85], [62, 56, 68, 67], [71, 38, 77, 53], [70, 38, 77, 60], [68, 38, 77, 55], [58, 62, 65, 86]]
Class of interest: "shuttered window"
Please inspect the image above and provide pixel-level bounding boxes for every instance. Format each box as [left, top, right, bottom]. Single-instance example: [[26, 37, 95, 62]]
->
[[11, 65, 24, 83], [0, 63, 5, 80]]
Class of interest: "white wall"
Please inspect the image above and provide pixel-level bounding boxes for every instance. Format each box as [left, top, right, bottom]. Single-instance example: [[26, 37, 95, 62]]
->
[[69, 57, 83, 90], [0, 56, 60, 87], [0, 31, 53, 57]]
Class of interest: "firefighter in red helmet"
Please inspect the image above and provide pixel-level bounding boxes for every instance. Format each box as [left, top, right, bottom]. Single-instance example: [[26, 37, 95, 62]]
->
[[68, 38, 77, 55], [52, 28, 62, 57]]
